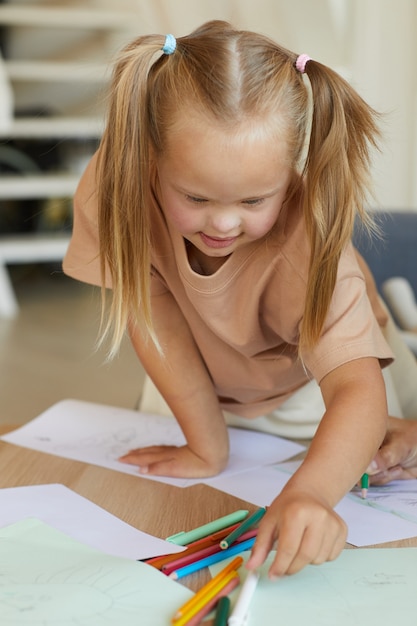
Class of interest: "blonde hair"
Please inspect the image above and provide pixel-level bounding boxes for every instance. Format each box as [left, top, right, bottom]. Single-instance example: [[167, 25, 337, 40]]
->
[[96, 20, 380, 357]]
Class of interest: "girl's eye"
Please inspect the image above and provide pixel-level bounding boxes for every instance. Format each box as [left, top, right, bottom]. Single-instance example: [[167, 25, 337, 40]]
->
[[243, 198, 265, 206], [186, 195, 207, 204]]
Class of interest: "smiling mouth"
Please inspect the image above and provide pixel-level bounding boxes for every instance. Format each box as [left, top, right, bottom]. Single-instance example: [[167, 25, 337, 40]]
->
[[199, 233, 238, 249]]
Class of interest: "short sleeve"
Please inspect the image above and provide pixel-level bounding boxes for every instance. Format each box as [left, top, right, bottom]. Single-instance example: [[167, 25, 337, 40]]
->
[[63, 153, 108, 287], [304, 245, 394, 382]]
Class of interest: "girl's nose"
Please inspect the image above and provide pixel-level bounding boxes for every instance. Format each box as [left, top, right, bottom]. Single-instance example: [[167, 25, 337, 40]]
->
[[209, 209, 241, 234]]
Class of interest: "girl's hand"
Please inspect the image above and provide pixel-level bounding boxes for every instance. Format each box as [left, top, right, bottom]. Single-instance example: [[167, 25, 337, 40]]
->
[[118, 444, 227, 478], [245, 488, 347, 577], [366, 417, 417, 484]]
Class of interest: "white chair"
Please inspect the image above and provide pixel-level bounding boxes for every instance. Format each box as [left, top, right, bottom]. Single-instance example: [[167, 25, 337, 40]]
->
[[382, 277, 417, 356]]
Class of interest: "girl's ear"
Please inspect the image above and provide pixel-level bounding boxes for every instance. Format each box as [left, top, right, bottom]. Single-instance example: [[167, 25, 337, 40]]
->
[[283, 169, 303, 208]]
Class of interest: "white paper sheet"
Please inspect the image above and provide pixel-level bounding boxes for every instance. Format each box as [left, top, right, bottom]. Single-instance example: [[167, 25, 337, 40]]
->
[[0, 399, 305, 487], [207, 460, 417, 546], [0, 483, 182, 560]]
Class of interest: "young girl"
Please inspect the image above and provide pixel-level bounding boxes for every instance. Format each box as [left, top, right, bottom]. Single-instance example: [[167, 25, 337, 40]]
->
[[64, 21, 393, 578]]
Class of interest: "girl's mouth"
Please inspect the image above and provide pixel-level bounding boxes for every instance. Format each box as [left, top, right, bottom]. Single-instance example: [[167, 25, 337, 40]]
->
[[199, 233, 238, 249]]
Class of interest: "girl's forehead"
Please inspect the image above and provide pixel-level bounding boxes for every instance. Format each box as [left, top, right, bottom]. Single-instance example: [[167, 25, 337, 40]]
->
[[165, 109, 291, 158], [168, 105, 288, 140], [158, 112, 294, 199]]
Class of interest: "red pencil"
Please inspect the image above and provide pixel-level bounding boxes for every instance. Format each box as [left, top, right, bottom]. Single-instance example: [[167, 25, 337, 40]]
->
[[144, 522, 243, 570]]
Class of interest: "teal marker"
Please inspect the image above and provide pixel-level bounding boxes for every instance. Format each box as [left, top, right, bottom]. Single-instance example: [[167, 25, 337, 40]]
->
[[166, 509, 249, 546], [220, 507, 266, 550]]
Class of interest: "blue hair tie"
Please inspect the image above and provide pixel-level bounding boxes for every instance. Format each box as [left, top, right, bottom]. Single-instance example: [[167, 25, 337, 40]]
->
[[162, 34, 176, 55]]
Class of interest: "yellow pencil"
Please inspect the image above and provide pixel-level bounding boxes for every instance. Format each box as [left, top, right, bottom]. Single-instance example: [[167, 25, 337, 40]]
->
[[172, 555, 243, 622], [173, 570, 239, 626]]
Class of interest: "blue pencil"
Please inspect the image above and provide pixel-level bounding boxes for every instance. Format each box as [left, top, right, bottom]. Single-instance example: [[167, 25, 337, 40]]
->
[[168, 536, 256, 580]]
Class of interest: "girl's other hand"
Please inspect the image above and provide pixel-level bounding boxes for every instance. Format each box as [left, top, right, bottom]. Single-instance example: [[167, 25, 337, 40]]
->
[[118, 444, 227, 478], [366, 416, 417, 484], [245, 488, 347, 578]]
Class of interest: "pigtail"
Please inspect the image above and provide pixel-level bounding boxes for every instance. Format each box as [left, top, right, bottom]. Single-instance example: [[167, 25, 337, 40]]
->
[[299, 60, 381, 350], [96, 36, 167, 358]]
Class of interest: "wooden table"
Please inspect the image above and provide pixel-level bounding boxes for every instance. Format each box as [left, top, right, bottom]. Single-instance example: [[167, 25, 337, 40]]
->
[[0, 426, 416, 623]]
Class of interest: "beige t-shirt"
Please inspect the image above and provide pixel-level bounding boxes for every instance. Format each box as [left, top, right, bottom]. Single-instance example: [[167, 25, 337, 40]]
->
[[64, 154, 393, 419]]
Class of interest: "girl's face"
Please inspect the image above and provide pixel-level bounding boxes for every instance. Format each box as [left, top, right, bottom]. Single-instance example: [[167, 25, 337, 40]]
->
[[156, 113, 293, 268]]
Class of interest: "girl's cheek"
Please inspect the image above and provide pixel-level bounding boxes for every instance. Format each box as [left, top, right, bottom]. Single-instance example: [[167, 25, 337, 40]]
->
[[166, 204, 200, 233]]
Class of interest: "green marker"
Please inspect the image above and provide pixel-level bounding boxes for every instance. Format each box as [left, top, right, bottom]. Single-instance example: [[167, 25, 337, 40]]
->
[[214, 595, 231, 626]]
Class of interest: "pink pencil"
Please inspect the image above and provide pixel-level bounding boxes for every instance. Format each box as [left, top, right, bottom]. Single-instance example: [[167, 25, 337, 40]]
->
[[145, 522, 243, 569], [178, 575, 240, 626], [162, 528, 258, 576]]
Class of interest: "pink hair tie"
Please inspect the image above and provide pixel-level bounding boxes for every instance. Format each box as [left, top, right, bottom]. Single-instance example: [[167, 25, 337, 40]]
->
[[295, 54, 311, 74]]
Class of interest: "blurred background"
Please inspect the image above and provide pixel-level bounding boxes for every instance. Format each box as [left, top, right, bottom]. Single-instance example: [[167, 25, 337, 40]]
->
[[0, 0, 416, 426]]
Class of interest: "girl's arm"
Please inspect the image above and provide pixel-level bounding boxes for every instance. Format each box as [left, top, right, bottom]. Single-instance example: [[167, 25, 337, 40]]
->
[[247, 356, 388, 578], [119, 291, 230, 478]]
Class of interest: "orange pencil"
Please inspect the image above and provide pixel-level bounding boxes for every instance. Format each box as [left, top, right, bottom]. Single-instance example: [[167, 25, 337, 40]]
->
[[183, 577, 239, 626], [172, 555, 243, 621], [173, 571, 240, 626]]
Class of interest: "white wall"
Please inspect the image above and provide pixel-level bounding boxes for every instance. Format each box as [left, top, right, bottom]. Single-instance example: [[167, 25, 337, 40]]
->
[[126, 0, 417, 211], [4, 0, 417, 210], [128, 0, 417, 211], [349, 0, 417, 210]]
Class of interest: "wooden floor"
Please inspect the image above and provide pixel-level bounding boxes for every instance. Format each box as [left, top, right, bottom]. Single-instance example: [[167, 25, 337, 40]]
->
[[0, 263, 145, 427]]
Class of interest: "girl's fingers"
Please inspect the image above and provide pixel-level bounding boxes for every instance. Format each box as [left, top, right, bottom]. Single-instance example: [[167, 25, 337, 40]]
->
[[310, 517, 347, 565], [118, 445, 220, 478], [370, 465, 417, 484], [267, 517, 346, 577], [248, 511, 308, 578], [246, 521, 277, 572], [118, 446, 176, 471], [247, 504, 347, 578]]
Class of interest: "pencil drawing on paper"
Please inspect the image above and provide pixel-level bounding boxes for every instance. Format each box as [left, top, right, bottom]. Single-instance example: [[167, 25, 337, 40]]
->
[[352, 493, 417, 525], [0, 564, 152, 624], [49, 415, 186, 463], [354, 572, 407, 587], [370, 493, 417, 508]]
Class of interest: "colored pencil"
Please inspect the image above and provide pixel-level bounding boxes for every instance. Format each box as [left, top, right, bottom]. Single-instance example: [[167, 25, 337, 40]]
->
[[169, 536, 255, 581], [177, 575, 239, 626], [166, 510, 249, 545], [172, 555, 243, 620], [163, 529, 258, 576], [220, 507, 266, 550], [172, 571, 239, 626], [213, 596, 230, 626], [361, 473, 369, 499], [144, 522, 244, 570]]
